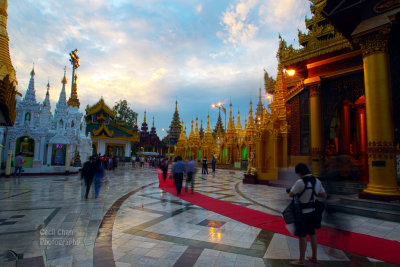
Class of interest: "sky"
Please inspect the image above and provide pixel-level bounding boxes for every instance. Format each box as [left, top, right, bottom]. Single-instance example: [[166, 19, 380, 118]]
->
[[8, 0, 311, 138]]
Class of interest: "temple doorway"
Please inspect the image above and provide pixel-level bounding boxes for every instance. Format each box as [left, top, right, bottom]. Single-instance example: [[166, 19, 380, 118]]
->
[[15, 136, 35, 168], [324, 95, 368, 182], [52, 144, 66, 165]]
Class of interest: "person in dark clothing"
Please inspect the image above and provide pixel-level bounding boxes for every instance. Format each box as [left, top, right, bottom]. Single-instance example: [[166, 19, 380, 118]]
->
[[172, 156, 185, 195], [161, 158, 169, 182], [211, 157, 216, 173], [81, 157, 95, 199], [94, 158, 105, 198], [202, 157, 208, 174]]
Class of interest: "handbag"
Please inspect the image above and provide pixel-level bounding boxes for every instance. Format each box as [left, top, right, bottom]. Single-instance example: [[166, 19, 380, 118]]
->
[[313, 199, 325, 229], [282, 195, 303, 224]]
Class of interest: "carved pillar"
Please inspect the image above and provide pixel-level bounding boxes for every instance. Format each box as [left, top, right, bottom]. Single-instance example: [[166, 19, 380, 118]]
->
[[46, 144, 52, 165], [65, 144, 71, 173], [5, 150, 13, 177], [281, 133, 288, 168], [33, 139, 39, 161], [356, 105, 368, 183], [340, 101, 351, 154], [39, 136, 45, 164], [357, 30, 400, 198], [309, 84, 324, 177]]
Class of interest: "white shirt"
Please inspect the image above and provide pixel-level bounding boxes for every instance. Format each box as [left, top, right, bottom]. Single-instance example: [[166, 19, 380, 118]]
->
[[290, 175, 325, 214]]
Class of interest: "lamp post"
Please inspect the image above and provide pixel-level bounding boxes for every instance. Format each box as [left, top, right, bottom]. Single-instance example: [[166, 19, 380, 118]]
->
[[211, 102, 226, 132]]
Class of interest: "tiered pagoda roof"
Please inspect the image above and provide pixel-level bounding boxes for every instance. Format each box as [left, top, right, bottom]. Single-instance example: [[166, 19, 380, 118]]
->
[[213, 109, 225, 138], [277, 0, 351, 67], [165, 100, 182, 146]]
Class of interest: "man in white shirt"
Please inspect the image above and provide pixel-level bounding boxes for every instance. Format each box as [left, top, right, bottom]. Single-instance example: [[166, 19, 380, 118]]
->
[[289, 163, 327, 266]]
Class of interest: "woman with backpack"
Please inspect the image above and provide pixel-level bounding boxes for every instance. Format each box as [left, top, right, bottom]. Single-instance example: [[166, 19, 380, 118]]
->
[[288, 163, 327, 266]]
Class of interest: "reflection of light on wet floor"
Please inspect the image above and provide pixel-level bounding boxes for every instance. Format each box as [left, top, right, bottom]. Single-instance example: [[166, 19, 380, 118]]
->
[[208, 227, 221, 242]]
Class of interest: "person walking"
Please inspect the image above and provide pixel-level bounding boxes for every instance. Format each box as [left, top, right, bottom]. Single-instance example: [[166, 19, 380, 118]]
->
[[211, 157, 216, 173], [202, 157, 208, 174], [14, 153, 24, 178], [93, 158, 105, 198], [161, 157, 169, 182], [172, 156, 185, 195], [81, 157, 95, 199], [140, 156, 145, 168], [185, 157, 197, 193], [288, 163, 327, 266]]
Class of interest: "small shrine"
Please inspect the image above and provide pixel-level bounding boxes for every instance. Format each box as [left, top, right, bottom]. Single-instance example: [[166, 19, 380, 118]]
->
[[85, 98, 140, 159]]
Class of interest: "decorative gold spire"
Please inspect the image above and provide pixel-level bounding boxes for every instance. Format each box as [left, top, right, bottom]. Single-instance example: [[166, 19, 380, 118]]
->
[[152, 116, 155, 128], [144, 110, 147, 123], [67, 74, 80, 108], [247, 100, 255, 130], [30, 64, 35, 76], [236, 110, 242, 131], [195, 117, 199, 136], [189, 120, 194, 139], [0, 0, 17, 85], [205, 113, 212, 134], [175, 100, 178, 112], [62, 66, 67, 84]]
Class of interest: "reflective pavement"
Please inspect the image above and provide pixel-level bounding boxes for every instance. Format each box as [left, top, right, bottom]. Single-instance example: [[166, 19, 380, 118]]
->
[[0, 165, 399, 266]]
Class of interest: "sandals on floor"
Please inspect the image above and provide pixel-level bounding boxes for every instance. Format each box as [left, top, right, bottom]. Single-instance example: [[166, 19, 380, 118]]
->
[[307, 256, 318, 263]]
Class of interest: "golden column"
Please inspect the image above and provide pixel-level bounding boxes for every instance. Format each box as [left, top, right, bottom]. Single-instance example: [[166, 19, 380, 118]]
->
[[309, 84, 323, 177], [357, 30, 400, 197]]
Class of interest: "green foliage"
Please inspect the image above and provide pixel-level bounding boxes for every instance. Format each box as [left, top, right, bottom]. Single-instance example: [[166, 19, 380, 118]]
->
[[112, 100, 138, 125]]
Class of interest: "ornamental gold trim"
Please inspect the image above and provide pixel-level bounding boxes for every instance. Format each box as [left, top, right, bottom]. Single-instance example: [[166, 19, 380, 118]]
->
[[367, 141, 396, 159], [356, 29, 390, 57]]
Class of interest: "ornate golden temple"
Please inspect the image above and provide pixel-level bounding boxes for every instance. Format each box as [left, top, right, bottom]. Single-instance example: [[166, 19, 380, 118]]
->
[[0, 0, 19, 126], [176, 0, 400, 200]]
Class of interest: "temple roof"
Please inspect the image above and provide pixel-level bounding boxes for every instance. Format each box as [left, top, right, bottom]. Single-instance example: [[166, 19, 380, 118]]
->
[[86, 97, 116, 118], [277, 0, 352, 67]]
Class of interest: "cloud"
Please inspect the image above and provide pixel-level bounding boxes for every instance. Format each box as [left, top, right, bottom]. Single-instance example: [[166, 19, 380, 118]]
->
[[258, 0, 308, 32], [220, 0, 259, 44], [196, 4, 203, 13]]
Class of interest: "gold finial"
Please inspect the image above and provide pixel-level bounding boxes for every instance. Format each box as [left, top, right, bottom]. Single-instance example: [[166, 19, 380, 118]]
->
[[30, 63, 35, 76], [152, 116, 155, 128], [62, 67, 67, 84], [175, 100, 178, 112], [144, 110, 147, 123]]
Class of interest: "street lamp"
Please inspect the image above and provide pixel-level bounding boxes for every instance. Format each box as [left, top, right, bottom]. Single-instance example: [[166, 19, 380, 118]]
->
[[211, 102, 226, 132]]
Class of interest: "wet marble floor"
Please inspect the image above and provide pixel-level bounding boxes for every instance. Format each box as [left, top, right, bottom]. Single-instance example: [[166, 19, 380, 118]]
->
[[0, 165, 399, 267]]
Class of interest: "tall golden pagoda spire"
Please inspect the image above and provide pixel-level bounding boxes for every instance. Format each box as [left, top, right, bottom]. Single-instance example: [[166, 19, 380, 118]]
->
[[0, 0, 19, 125], [0, 0, 16, 84], [195, 117, 200, 137], [236, 110, 243, 133], [144, 110, 147, 122], [152, 116, 155, 128], [205, 113, 212, 134], [67, 74, 80, 108], [247, 100, 255, 130], [189, 120, 194, 140]]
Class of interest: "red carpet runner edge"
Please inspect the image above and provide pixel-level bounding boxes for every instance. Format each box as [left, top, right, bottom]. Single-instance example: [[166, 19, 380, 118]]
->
[[156, 170, 400, 265]]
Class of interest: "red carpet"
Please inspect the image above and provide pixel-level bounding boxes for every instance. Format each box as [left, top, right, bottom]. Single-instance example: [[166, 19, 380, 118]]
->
[[158, 171, 400, 265]]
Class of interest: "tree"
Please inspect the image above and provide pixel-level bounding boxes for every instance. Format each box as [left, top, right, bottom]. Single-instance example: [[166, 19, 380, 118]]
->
[[112, 100, 138, 125]]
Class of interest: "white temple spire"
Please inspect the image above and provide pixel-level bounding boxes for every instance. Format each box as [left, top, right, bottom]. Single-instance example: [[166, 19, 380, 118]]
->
[[23, 64, 37, 104], [56, 67, 68, 112]]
